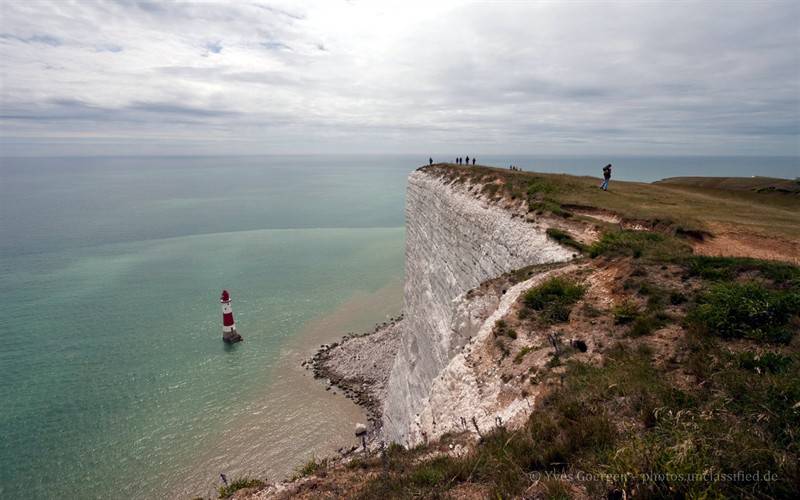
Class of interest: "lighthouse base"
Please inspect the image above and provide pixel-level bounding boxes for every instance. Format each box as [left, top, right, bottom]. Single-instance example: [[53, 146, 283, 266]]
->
[[223, 330, 243, 344]]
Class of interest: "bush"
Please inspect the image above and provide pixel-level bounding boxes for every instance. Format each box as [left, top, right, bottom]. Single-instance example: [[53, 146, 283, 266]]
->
[[530, 199, 572, 217], [526, 177, 559, 196], [218, 477, 265, 498], [687, 282, 799, 343], [522, 277, 586, 324], [669, 290, 687, 305], [295, 457, 327, 478], [628, 315, 662, 337], [546, 228, 585, 252], [514, 345, 534, 364], [738, 351, 792, 374], [493, 319, 517, 339], [612, 300, 640, 325], [685, 255, 800, 284]]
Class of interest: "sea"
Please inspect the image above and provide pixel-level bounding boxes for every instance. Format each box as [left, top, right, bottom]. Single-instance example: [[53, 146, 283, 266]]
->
[[0, 154, 796, 499]]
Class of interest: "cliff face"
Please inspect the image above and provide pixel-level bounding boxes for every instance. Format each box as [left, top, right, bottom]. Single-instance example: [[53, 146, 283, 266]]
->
[[382, 169, 573, 444]]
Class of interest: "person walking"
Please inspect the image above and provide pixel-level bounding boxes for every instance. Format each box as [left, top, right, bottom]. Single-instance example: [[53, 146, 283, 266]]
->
[[600, 164, 612, 191]]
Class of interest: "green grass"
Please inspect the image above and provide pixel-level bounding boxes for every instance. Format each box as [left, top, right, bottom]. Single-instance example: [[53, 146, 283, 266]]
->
[[428, 164, 800, 245], [356, 334, 800, 499], [546, 227, 586, 252], [589, 229, 692, 260], [522, 277, 586, 324], [217, 477, 265, 498], [685, 255, 800, 284], [612, 300, 640, 325], [628, 314, 665, 337], [493, 319, 517, 339], [294, 457, 328, 479], [687, 281, 799, 343], [514, 345, 534, 364], [737, 351, 793, 374]]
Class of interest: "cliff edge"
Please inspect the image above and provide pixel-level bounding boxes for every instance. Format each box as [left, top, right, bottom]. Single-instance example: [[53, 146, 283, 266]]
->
[[382, 169, 574, 444], [236, 163, 799, 500]]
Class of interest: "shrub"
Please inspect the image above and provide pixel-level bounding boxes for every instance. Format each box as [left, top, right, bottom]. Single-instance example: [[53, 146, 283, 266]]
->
[[522, 277, 586, 324], [514, 345, 534, 364], [687, 282, 799, 343], [669, 290, 687, 305], [685, 255, 800, 284], [628, 315, 662, 337], [612, 300, 640, 325], [738, 351, 792, 374], [493, 319, 517, 339], [409, 456, 454, 487], [296, 457, 327, 478], [530, 199, 572, 217], [546, 228, 585, 252], [218, 477, 265, 498], [526, 177, 559, 196]]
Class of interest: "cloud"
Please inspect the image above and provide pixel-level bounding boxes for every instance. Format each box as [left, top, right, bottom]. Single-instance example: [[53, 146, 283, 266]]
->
[[0, 0, 798, 156], [126, 101, 240, 117], [0, 33, 62, 46]]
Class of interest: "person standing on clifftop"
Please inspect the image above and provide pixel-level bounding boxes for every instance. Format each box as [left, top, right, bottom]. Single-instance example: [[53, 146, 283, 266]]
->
[[600, 164, 612, 191], [472, 158, 476, 165], [429, 157, 433, 166], [465, 155, 470, 165]]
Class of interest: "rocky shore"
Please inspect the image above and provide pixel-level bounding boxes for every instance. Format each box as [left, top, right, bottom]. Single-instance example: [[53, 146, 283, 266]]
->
[[304, 314, 404, 439]]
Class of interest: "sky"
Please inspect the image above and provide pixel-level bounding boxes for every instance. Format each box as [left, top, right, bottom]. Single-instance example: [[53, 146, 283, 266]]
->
[[0, 0, 798, 156]]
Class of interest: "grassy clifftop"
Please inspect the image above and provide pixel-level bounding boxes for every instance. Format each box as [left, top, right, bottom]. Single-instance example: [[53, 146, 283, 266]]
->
[[655, 175, 800, 195], [426, 163, 799, 263]]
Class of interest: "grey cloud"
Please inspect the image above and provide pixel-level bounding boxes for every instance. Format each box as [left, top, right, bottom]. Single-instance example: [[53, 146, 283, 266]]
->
[[261, 40, 292, 51], [96, 44, 123, 53], [0, 0, 797, 156], [0, 33, 61, 46], [126, 102, 241, 118]]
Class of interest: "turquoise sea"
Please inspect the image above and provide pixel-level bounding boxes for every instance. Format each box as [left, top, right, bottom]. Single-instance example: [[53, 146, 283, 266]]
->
[[0, 154, 796, 499], [0, 156, 411, 499]]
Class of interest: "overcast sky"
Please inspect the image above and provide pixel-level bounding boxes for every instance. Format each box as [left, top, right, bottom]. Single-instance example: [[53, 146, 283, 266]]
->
[[1, 0, 798, 156]]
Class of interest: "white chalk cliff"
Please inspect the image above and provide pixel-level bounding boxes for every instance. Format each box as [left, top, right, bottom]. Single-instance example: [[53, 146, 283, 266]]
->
[[382, 168, 574, 445]]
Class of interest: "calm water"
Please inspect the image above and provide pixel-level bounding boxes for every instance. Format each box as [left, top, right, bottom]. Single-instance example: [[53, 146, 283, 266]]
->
[[0, 154, 796, 499], [0, 156, 411, 499]]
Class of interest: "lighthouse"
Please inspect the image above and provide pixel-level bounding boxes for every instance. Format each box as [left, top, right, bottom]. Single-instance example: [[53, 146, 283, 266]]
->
[[220, 290, 243, 344]]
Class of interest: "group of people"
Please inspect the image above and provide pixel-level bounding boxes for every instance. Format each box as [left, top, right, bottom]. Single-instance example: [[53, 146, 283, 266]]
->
[[427, 157, 477, 166], [455, 156, 476, 165], [427, 157, 613, 191]]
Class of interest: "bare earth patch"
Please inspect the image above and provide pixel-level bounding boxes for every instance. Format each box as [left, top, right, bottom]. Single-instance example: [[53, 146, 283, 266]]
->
[[693, 222, 800, 264]]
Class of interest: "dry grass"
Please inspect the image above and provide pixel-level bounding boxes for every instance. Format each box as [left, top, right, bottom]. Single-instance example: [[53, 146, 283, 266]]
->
[[427, 163, 800, 253]]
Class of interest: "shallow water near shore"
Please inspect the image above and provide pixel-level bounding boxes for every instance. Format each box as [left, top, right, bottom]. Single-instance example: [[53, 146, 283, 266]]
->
[[173, 278, 402, 499]]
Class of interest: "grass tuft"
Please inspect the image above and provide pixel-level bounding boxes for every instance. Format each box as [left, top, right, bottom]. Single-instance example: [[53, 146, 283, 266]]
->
[[589, 230, 692, 260], [522, 277, 586, 324], [218, 477, 265, 498], [546, 228, 586, 252], [687, 281, 799, 343]]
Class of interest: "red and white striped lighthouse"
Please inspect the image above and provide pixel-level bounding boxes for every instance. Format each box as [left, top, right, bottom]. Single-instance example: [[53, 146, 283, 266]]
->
[[220, 290, 243, 343]]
